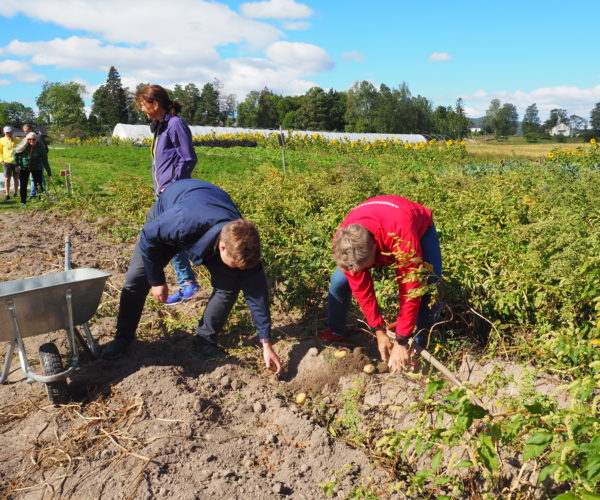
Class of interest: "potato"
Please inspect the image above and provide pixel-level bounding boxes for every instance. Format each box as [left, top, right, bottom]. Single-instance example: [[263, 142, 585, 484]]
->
[[334, 350, 348, 359], [295, 393, 307, 404], [363, 363, 376, 374]]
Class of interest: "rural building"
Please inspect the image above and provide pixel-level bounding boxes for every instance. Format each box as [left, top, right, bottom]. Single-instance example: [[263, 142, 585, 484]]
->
[[550, 122, 571, 137]]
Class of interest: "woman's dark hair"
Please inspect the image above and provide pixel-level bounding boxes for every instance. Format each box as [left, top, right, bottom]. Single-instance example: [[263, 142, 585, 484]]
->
[[135, 84, 182, 116]]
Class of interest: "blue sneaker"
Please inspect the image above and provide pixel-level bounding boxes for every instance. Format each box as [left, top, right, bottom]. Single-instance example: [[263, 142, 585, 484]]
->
[[166, 283, 200, 305]]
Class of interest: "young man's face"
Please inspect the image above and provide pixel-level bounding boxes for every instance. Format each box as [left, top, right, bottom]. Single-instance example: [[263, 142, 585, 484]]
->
[[219, 242, 239, 269]]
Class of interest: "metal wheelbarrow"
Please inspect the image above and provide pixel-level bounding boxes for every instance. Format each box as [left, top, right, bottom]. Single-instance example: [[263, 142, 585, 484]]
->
[[0, 237, 110, 405]]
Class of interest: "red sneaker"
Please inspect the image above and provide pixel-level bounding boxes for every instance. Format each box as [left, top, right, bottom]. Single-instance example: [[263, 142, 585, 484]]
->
[[317, 328, 347, 342]]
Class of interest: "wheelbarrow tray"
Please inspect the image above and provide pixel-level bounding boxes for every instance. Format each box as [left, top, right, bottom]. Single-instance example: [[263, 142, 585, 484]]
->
[[0, 268, 110, 341]]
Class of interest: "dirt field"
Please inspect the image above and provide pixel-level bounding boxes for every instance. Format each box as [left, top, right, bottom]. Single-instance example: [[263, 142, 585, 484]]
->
[[0, 211, 570, 499]]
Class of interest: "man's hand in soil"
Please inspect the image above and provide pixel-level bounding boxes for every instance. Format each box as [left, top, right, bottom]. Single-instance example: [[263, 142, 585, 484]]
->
[[388, 343, 410, 372], [375, 329, 393, 363], [262, 342, 282, 375], [151, 284, 168, 303]]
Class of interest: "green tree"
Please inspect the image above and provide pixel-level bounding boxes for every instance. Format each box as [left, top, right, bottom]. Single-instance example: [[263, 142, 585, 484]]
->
[[221, 93, 237, 126], [236, 90, 260, 128], [522, 103, 541, 134], [497, 103, 519, 136], [276, 95, 302, 129], [589, 103, 600, 131], [344, 80, 379, 132], [432, 99, 469, 139], [569, 114, 587, 133], [90, 66, 128, 134], [37, 81, 86, 127], [172, 83, 200, 124], [483, 99, 518, 136], [255, 88, 279, 129], [0, 101, 36, 127], [195, 82, 221, 125], [483, 99, 501, 135]]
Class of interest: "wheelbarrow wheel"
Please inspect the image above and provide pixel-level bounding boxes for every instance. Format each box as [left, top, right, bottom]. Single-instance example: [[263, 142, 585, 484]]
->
[[39, 343, 70, 405]]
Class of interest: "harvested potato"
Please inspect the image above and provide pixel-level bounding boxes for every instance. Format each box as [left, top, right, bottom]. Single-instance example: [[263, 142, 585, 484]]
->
[[363, 363, 376, 374], [295, 393, 307, 404], [333, 350, 348, 359]]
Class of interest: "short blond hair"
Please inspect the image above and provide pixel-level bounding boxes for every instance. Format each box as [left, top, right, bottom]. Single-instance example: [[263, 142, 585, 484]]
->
[[220, 219, 261, 269], [332, 224, 375, 272]]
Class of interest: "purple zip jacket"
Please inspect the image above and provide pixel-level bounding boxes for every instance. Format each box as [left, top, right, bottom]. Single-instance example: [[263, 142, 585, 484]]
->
[[151, 114, 197, 194]]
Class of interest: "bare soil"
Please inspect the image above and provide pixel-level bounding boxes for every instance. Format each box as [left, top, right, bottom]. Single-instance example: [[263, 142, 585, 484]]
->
[[0, 211, 570, 499]]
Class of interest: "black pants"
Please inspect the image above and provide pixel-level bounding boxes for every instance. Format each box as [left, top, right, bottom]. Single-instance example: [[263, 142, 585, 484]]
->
[[19, 169, 43, 203], [115, 242, 269, 344]]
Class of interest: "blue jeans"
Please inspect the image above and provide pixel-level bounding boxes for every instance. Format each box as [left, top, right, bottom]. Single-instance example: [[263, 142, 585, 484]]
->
[[171, 250, 196, 288], [29, 169, 46, 197], [327, 224, 443, 346]]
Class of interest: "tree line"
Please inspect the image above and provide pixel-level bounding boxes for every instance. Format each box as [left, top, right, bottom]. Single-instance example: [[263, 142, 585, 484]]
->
[[2, 66, 600, 140]]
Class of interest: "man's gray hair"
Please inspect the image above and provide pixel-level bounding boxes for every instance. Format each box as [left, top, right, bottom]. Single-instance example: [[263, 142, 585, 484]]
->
[[332, 224, 375, 272]]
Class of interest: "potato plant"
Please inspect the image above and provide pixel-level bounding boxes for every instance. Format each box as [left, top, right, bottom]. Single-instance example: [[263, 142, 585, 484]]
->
[[42, 141, 599, 497]]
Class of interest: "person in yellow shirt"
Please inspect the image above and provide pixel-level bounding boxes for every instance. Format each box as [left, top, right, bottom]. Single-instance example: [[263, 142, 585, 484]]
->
[[0, 126, 20, 201]]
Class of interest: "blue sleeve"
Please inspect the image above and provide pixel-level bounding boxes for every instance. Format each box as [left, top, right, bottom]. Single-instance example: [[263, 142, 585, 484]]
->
[[168, 119, 197, 181], [240, 263, 272, 341], [138, 209, 181, 285]]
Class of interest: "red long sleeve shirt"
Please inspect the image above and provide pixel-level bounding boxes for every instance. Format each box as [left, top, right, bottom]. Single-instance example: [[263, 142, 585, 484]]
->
[[338, 195, 433, 338]]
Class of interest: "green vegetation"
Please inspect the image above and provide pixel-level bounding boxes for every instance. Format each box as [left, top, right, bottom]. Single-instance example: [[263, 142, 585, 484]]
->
[[8, 140, 599, 498]]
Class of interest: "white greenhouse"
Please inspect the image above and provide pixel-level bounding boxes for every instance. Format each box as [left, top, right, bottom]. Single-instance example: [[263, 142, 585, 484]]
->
[[111, 123, 427, 144]]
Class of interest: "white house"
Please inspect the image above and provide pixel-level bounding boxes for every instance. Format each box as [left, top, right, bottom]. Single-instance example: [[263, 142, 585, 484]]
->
[[550, 122, 571, 137]]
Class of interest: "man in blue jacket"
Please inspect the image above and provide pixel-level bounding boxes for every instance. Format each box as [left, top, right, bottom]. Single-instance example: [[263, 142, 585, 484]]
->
[[101, 179, 281, 374]]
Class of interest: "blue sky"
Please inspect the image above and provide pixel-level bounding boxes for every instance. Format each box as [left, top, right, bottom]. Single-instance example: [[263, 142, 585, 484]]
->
[[0, 0, 598, 121]]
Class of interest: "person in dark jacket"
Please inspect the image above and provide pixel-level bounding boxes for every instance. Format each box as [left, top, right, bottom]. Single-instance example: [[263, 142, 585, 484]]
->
[[14, 132, 52, 206], [101, 179, 282, 374]]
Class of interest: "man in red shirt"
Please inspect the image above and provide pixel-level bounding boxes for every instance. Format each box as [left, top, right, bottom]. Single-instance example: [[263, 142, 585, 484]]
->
[[318, 195, 442, 372]]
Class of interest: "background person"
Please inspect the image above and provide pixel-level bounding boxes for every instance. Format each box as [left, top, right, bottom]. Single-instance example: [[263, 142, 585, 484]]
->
[[135, 84, 200, 305], [0, 126, 20, 201], [318, 195, 442, 372], [14, 132, 52, 206], [100, 179, 282, 374], [21, 124, 48, 199]]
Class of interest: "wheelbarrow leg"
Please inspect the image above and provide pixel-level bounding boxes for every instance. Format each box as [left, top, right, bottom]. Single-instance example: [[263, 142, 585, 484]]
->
[[0, 341, 15, 384]]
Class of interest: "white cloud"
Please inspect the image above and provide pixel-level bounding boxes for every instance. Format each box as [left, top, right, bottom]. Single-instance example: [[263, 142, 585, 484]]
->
[[0, 79, 11, 86], [241, 0, 313, 19], [341, 51, 367, 63], [265, 41, 334, 74], [0, 0, 333, 100], [282, 21, 311, 30], [460, 84, 600, 119], [0, 59, 44, 82], [428, 52, 452, 63]]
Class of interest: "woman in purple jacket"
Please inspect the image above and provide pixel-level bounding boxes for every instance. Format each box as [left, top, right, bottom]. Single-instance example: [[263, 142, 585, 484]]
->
[[135, 85, 200, 304]]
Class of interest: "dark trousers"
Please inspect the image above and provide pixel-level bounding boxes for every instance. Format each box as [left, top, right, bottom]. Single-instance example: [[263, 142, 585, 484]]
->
[[19, 169, 43, 203], [115, 243, 269, 344]]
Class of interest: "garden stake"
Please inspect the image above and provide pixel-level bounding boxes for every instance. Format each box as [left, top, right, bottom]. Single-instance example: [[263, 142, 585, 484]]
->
[[386, 322, 487, 410]]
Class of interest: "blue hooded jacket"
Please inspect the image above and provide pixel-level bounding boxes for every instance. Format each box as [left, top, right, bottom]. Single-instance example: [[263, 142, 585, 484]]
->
[[139, 179, 271, 339]]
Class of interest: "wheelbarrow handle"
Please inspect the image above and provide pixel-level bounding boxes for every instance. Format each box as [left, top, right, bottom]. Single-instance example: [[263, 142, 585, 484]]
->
[[65, 235, 71, 271]]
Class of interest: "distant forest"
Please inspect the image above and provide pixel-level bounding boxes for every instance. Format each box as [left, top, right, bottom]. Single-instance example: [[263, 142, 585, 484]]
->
[[2, 66, 600, 140]]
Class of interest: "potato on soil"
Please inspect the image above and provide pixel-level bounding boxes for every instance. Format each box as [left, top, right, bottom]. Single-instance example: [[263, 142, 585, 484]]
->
[[363, 364, 376, 374], [333, 350, 348, 359], [295, 393, 307, 404]]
